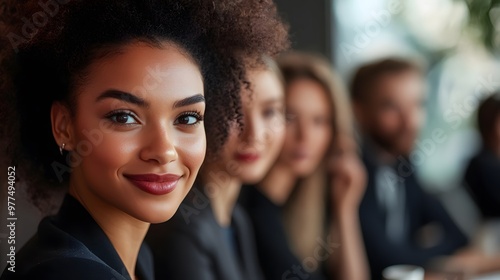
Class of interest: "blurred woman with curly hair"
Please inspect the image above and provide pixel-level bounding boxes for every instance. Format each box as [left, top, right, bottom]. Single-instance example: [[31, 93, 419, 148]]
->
[[145, 56, 288, 279], [0, 0, 288, 279]]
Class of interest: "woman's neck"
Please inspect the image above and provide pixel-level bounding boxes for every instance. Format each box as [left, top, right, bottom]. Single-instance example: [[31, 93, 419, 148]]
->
[[69, 176, 148, 280], [200, 166, 242, 227], [258, 163, 297, 206]]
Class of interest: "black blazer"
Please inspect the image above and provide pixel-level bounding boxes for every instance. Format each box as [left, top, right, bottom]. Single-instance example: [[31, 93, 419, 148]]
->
[[359, 147, 468, 280], [146, 185, 264, 280], [0, 194, 154, 280], [240, 186, 327, 280]]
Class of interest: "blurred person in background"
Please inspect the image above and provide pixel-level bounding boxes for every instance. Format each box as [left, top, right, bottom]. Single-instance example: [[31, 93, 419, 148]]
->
[[240, 52, 369, 280], [351, 58, 500, 279], [464, 93, 500, 219], [146, 57, 288, 280]]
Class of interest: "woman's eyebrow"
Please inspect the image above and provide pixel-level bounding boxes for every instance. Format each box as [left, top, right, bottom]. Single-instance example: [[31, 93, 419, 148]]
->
[[173, 93, 205, 108], [96, 89, 149, 107], [261, 98, 283, 105]]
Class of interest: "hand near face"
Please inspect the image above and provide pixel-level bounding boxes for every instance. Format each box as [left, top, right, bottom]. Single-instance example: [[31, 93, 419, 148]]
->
[[328, 148, 370, 280], [330, 150, 367, 213]]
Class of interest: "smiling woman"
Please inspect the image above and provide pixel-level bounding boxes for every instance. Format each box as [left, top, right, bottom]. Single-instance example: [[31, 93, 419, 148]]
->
[[51, 44, 207, 224], [0, 0, 289, 279]]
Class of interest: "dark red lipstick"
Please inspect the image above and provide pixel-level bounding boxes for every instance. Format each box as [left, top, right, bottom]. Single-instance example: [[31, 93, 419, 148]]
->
[[235, 153, 260, 163], [124, 173, 180, 195]]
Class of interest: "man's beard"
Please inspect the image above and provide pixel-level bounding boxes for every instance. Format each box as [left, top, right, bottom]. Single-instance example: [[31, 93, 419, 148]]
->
[[369, 127, 417, 157]]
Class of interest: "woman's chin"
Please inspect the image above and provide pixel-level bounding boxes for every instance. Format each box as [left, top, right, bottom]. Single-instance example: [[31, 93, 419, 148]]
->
[[239, 172, 267, 185], [128, 204, 179, 224], [291, 164, 316, 178]]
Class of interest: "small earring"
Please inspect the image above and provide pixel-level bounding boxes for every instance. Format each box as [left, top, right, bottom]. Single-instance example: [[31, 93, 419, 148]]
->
[[59, 143, 66, 155]]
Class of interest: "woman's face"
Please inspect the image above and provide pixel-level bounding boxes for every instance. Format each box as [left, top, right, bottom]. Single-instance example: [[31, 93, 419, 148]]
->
[[54, 43, 206, 223], [215, 69, 285, 184], [278, 78, 333, 177]]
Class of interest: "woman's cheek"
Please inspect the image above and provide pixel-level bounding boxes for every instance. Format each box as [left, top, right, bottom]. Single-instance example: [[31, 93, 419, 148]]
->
[[176, 129, 206, 175], [274, 121, 286, 143], [82, 132, 137, 178], [280, 128, 297, 158], [312, 126, 332, 161], [267, 122, 286, 158]]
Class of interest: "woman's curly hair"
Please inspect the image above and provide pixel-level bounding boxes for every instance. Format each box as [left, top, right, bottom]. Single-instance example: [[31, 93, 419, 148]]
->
[[0, 0, 289, 208]]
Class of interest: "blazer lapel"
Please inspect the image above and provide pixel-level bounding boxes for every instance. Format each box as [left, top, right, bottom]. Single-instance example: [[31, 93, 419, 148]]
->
[[232, 204, 264, 280], [57, 194, 151, 280], [202, 204, 245, 280]]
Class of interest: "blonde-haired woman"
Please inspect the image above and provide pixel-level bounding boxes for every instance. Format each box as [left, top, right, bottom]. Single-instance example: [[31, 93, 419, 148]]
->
[[240, 52, 369, 280]]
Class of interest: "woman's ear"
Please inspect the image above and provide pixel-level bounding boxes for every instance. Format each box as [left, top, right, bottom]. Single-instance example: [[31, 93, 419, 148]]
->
[[51, 101, 75, 152]]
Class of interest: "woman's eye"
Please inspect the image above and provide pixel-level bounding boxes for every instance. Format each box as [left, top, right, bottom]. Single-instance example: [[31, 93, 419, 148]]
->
[[263, 107, 283, 119], [175, 112, 203, 126], [313, 116, 330, 126], [106, 111, 139, 125], [286, 113, 296, 122], [263, 109, 276, 118]]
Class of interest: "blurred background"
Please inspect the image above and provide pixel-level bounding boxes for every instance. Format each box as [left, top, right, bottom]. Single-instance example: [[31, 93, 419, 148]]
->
[[3, 0, 500, 274], [275, 0, 500, 237]]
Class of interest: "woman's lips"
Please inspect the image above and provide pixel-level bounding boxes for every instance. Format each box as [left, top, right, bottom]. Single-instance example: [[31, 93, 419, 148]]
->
[[235, 153, 260, 163], [291, 151, 309, 161], [123, 173, 181, 195]]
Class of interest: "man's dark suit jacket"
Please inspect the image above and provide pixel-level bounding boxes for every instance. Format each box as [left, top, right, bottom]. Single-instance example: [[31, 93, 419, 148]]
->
[[0, 194, 154, 280], [359, 147, 468, 280], [146, 185, 264, 280]]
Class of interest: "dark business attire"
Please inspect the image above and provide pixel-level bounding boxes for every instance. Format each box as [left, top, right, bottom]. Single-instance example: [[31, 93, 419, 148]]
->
[[0, 194, 154, 280], [146, 185, 264, 280], [464, 148, 500, 218], [240, 186, 328, 280], [359, 146, 468, 280]]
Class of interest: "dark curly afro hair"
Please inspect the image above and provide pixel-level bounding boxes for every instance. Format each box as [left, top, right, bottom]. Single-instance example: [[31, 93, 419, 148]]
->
[[0, 0, 289, 208]]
